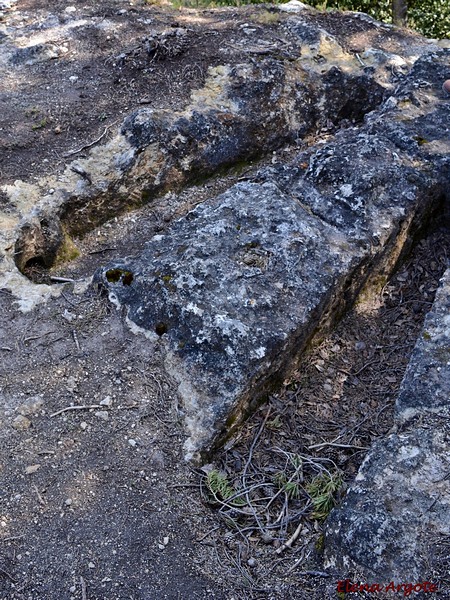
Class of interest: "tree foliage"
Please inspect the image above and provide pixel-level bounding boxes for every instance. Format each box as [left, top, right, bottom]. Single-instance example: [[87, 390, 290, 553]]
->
[[304, 0, 450, 39], [175, 0, 449, 40]]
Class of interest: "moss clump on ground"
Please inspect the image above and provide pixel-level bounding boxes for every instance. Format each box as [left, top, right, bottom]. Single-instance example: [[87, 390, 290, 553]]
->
[[54, 232, 80, 265]]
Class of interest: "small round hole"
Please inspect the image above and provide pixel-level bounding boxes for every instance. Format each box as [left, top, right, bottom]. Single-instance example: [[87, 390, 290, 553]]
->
[[155, 322, 168, 336]]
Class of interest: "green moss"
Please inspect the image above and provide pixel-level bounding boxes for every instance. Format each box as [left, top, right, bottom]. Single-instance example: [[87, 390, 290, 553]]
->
[[315, 533, 325, 551], [161, 273, 176, 292], [54, 233, 80, 265], [250, 10, 281, 25], [105, 268, 134, 285], [422, 330, 432, 340], [32, 118, 47, 130]]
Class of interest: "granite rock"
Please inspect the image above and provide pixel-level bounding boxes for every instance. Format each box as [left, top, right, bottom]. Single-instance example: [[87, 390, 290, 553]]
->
[[98, 50, 449, 460]]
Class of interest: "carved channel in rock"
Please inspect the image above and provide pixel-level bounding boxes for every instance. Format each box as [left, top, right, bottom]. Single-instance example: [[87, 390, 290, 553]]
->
[[13, 37, 388, 283]]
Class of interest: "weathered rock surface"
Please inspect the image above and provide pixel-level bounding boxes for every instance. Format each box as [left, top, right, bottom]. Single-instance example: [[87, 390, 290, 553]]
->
[[97, 49, 449, 460], [0, 4, 442, 307], [324, 266, 450, 582], [0, 1, 449, 593]]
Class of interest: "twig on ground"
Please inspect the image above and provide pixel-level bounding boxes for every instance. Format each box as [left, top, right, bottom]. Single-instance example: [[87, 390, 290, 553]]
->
[[32, 484, 46, 506], [243, 408, 271, 480], [276, 521, 303, 554], [63, 122, 115, 158], [0, 347, 11, 351], [355, 53, 365, 67], [307, 441, 370, 451], [80, 575, 87, 600], [0, 566, 16, 582], [61, 291, 77, 307], [50, 404, 103, 417], [50, 276, 76, 283], [72, 330, 81, 352], [284, 547, 311, 574], [196, 526, 221, 543], [0, 535, 24, 542], [88, 247, 117, 255], [24, 331, 56, 343]]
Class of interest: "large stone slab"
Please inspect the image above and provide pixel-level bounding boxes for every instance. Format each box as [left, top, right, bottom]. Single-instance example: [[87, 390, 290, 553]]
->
[[324, 267, 450, 581], [97, 181, 365, 460], [1, 8, 440, 308], [97, 50, 449, 460]]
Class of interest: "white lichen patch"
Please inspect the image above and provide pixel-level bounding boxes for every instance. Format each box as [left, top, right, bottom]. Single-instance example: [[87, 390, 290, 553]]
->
[[189, 65, 239, 113]]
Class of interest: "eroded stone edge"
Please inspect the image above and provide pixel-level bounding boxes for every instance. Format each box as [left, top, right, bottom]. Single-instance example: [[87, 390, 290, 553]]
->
[[324, 267, 450, 581]]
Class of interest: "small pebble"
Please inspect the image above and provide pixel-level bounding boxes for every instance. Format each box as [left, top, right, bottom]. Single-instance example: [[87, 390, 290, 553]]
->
[[247, 558, 256, 567], [65, 498, 72, 506], [80, 422, 88, 430], [128, 438, 137, 447], [12, 415, 31, 431], [100, 395, 112, 407], [17, 397, 43, 416], [354, 341, 366, 351], [443, 80, 450, 95], [94, 410, 109, 421], [25, 464, 41, 475]]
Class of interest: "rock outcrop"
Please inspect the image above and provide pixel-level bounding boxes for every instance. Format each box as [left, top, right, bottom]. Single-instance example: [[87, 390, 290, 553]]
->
[[1, 1, 449, 593], [0, 3, 442, 305], [97, 49, 449, 460]]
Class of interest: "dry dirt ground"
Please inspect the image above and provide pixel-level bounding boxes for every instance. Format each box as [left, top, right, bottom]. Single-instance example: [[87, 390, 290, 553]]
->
[[1, 0, 449, 599]]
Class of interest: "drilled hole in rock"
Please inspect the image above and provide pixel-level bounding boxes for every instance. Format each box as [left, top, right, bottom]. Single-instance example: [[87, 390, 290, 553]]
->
[[22, 257, 50, 284], [105, 268, 134, 286], [155, 322, 168, 336], [204, 219, 449, 564]]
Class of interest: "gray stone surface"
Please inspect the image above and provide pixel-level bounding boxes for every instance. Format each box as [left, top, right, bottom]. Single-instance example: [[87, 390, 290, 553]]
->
[[97, 50, 449, 460], [324, 267, 450, 581], [97, 181, 366, 460], [1, 7, 440, 301]]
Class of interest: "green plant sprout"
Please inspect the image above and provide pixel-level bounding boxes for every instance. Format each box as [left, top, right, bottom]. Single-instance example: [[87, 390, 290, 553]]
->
[[306, 470, 343, 520]]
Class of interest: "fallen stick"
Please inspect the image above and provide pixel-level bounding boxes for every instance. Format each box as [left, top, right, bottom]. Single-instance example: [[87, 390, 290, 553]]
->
[[50, 276, 76, 283], [308, 441, 370, 451], [50, 404, 103, 417], [63, 119, 118, 158], [0, 566, 16, 582], [80, 576, 87, 600], [64, 127, 109, 158], [276, 521, 303, 555]]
